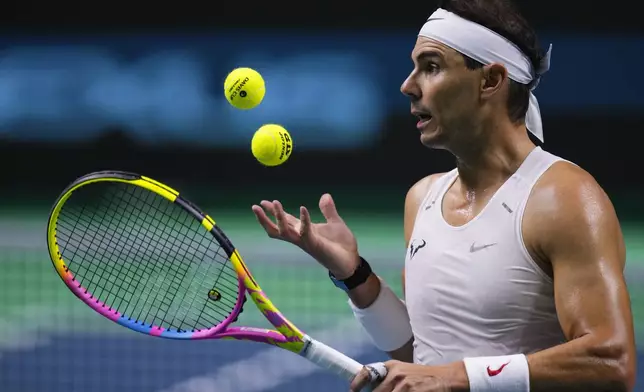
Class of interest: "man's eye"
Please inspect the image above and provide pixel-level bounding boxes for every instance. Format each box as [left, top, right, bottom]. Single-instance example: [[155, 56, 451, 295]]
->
[[426, 63, 439, 72]]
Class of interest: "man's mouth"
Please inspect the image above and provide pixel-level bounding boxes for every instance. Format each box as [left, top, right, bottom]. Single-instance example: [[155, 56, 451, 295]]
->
[[412, 110, 433, 130]]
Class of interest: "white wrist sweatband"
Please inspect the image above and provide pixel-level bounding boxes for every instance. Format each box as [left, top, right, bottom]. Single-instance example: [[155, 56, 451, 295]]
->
[[348, 278, 413, 352], [463, 354, 530, 392]]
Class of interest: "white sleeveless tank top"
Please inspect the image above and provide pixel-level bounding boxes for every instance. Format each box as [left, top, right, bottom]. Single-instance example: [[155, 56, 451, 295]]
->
[[404, 147, 567, 365]]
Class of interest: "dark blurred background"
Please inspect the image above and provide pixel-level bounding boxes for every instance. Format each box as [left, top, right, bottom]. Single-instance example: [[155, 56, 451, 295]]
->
[[0, 1, 642, 392]]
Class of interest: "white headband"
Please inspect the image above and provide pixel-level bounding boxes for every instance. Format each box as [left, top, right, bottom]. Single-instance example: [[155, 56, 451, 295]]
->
[[418, 8, 552, 142]]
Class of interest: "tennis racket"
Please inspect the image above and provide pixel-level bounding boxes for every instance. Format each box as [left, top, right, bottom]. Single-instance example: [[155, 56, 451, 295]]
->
[[46, 170, 385, 390]]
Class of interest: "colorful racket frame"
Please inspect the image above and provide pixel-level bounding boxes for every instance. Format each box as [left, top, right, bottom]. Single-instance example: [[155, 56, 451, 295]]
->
[[46, 170, 306, 353]]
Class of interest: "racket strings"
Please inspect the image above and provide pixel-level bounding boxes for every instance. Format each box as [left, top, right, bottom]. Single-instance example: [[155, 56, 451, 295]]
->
[[57, 187, 238, 330], [54, 182, 241, 332], [113, 187, 239, 329]]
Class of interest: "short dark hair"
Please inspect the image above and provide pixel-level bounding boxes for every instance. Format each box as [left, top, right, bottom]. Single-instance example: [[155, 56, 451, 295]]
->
[[438, 0, 545, 123]]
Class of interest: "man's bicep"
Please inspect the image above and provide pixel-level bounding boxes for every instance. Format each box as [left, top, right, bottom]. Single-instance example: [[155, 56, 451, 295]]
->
[[550, 234, 629, 341], [535, 171, 632, 345], [545, 183, 636, 388]]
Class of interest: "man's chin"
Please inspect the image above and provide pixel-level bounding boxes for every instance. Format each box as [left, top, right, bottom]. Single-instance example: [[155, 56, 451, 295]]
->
[[419, 130, 447, 150]]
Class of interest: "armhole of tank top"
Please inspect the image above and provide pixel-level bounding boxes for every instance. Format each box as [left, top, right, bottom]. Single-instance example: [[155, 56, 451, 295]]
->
[[514, 163, 561, 284], [414, 170, 454, 223]]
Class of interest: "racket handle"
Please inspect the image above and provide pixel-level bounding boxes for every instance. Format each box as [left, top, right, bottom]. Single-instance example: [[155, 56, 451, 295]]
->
[[300, 335, 385, 391]]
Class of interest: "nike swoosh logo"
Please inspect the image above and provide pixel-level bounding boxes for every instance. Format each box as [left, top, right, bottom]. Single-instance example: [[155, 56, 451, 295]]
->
[[486, 361, 510, 377], [470, 242, 497, 253]]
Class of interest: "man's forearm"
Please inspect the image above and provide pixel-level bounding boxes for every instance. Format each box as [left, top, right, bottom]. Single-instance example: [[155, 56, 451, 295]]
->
[[347, 273, 415, 362], [439, 334, 633, 392], [525, 334, 634, 392], [387, 338, 415, 362], [348, 273, 381, 308]]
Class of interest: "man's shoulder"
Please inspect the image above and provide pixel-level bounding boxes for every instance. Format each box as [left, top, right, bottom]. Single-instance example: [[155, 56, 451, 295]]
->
[[403, 172, 450, 242], [526, 159, 620, 252], [532, 160, 608, 206], [405, 172, 449, 208]]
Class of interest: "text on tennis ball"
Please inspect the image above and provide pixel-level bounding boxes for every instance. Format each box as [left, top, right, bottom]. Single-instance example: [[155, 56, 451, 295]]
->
[[279, 132, 292, 160], [228, 76, 250, 102]]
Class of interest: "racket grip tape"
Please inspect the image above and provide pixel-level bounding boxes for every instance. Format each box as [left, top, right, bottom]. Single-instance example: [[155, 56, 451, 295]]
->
[[300, 335, 386, 391]]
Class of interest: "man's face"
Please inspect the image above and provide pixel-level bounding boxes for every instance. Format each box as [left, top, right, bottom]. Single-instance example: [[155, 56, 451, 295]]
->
[[400, 37, 484, 149]]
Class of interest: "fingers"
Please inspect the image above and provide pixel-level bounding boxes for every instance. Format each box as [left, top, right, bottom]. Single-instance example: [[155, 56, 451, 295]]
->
[[259, 200, 277, 215], [272, 200, 291, 236], [299, 206, 312, 238], [319, 193, 342, 223], [253, 200, 301, 240], [251, 204, 279, 238], [368, 362, 389, 392], [349, 362, 388, 392], [349, 367, 372, 392]]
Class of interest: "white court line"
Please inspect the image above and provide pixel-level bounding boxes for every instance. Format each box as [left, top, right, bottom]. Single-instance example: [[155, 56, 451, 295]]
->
[[156, 318, 377, 392]]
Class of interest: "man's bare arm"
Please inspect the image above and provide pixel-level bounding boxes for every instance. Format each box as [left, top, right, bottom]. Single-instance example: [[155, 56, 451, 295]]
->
[[522, 163, 636, 391]]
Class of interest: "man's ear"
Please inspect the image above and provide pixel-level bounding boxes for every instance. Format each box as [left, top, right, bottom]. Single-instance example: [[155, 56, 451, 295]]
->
[[480, 63, 508, 100]]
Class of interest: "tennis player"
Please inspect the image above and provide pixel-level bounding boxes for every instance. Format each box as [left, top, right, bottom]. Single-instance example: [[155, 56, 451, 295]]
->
[[251, 1, 636, 391]]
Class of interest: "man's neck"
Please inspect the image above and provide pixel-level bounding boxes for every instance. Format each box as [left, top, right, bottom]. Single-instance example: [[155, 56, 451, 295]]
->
[[452, 121, 536, 194]]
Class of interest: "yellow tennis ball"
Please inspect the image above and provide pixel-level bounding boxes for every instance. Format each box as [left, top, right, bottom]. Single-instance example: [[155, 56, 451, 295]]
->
[[224, 67, 265, 110], [251, 124, 293, 166]]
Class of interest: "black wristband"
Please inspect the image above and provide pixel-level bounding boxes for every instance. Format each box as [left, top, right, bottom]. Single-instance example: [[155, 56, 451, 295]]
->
[[328, 256, 373, 292]]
